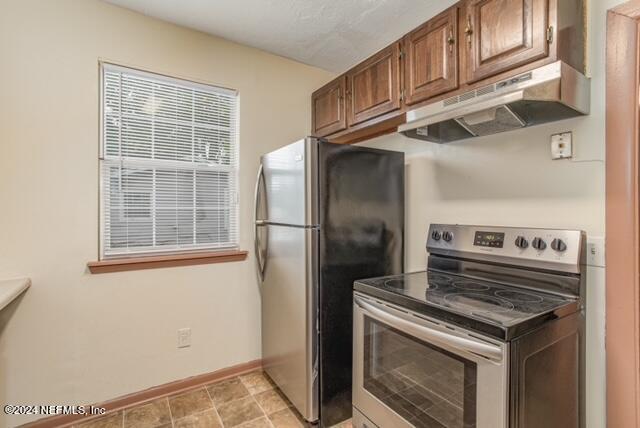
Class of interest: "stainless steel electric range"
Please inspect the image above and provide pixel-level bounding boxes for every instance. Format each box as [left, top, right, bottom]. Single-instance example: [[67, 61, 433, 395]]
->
[[352, 224, 586, 428]]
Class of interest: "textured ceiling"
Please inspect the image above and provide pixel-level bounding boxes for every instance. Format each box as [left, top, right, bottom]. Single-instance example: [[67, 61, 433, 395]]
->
[[103, 0, 457, 72]]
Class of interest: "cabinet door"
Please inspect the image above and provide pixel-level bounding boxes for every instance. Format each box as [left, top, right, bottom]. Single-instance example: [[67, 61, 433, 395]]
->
[[405, 7, 459, 105], [463, 0, 550, 83], [312, 76, 347, 137], [347, 43, 401, 126]]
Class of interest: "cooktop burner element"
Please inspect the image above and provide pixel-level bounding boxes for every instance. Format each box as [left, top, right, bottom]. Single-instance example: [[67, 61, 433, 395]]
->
[[382, 279, 402, 289], [426, 273, 452, 284], [453, 280, 490, 291], [495, 289, 545, 303], [444, 292, 515, 313]]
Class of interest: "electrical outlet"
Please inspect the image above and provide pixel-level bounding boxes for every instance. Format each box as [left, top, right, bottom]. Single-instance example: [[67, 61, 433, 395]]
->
[[551, 132, 573, 160], [586, 237, 605, 267], [177, 328, 191, 348]]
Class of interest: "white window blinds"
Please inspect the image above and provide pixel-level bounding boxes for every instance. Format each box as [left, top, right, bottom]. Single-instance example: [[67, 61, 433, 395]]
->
[[100, 64, 239, 258]]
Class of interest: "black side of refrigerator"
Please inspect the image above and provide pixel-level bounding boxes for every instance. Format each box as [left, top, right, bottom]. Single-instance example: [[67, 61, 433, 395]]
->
[[317, 142, 404, 427]]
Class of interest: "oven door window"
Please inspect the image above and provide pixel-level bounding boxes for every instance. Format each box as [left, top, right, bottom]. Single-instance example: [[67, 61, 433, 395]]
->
[[363, 316, 477, 428]]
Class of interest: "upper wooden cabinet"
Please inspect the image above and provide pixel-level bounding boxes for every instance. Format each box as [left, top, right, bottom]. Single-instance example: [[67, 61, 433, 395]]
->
[[312, 76, 347, 137], [462, 0, 550, 83], [404, 7, 459, 105], [310, 0, 584, 144], [346, 43, 401, 126]]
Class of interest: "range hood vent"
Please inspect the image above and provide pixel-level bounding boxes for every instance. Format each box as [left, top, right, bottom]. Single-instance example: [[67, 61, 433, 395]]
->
[[399, 62, 590, 143]]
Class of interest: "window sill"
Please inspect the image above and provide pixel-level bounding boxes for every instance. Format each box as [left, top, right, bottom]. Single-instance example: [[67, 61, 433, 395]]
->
[[87, 250, 248, 274]]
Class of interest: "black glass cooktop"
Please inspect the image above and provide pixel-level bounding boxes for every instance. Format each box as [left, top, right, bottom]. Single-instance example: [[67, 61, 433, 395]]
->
[[354, 270, 579, 340]]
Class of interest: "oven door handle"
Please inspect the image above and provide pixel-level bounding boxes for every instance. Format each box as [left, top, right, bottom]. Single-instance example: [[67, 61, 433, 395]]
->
[[355, 296, 504, 363]]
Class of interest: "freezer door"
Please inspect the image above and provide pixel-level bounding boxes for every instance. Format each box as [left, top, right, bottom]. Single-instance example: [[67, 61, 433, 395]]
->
[[261, 138, 319, 226], [261, 224, 319, 422]]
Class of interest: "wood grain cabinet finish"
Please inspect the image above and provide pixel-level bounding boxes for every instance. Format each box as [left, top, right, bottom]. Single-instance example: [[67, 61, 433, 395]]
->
[[346, 43, 401, 126], [310, 0, 584, 144], [312, 76, 347, 137], [462, 0, 550, 83], [404, 7, 459, 105]]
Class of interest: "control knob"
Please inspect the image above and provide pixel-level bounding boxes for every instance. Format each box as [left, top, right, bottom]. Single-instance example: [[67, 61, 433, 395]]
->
[[442, 231, 454, 242], [551, 238, 567, 252], [514, 236, 529, 249], [431, 230, 441, 241], [532, 237, 547, 250]]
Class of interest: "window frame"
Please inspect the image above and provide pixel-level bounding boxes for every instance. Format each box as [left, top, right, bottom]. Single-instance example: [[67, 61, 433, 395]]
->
[[98, 61, 241, 261]]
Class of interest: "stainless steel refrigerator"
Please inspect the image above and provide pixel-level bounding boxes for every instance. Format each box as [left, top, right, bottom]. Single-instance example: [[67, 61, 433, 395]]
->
[[254, 137, 404, 427]]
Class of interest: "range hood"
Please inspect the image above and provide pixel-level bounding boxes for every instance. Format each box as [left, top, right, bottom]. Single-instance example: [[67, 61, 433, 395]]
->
[[398, 61, 590, 143]]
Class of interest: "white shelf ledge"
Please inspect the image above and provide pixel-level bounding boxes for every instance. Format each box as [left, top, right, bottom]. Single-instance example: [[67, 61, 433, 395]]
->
[[0, 278, 30, 312]]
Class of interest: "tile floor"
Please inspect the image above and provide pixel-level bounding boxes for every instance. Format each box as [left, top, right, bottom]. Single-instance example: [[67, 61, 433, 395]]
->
[[72, 370, 352, 428]]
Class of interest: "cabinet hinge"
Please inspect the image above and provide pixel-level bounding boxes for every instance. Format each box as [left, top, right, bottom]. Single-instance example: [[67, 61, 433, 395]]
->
[[546, 26, 554, 44], [399, 50, 405, 60]]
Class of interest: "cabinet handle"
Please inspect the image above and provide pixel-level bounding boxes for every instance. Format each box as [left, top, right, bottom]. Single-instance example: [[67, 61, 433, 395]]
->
[[447, 27, 455, 53], [464, 15, 473, 47]]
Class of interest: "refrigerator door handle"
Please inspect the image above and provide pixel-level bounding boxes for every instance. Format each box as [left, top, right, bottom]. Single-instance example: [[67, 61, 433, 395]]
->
[[254, 164, 268, 282]]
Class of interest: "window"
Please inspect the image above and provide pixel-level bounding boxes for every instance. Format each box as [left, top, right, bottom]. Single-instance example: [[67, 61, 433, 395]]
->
[[100, 64, 239, 258]]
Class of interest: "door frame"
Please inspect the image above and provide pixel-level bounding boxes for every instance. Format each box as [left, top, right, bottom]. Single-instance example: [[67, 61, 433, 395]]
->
[[606, 3, 640, 427]]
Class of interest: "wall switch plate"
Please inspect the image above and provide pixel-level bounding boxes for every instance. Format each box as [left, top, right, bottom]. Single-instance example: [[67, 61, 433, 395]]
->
[[551, 132, 573, 159], [586, 237, 605, 267], [177, 328, 191, 348]]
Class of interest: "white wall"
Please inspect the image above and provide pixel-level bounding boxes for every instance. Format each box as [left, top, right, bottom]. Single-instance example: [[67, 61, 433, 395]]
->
[[0, 1, 333, 425], [358, 1, 621, 427]]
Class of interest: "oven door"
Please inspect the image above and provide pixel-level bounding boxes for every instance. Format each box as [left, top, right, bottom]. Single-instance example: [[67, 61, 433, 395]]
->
[[353, 293, 509, 428]]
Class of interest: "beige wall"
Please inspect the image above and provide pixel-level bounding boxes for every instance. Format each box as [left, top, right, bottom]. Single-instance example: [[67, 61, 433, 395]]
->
[[0, 0, 333, 425], [0, 0, 623, 426], [359, 1, 620, 427]]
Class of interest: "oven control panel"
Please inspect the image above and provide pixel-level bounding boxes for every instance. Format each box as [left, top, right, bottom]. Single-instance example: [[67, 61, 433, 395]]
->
[[427, 224, 585, 274]]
